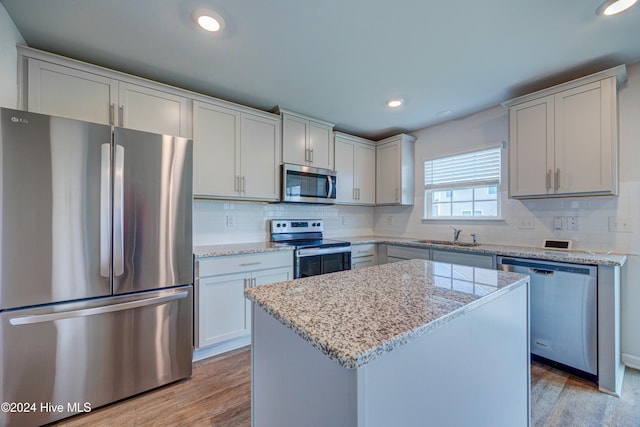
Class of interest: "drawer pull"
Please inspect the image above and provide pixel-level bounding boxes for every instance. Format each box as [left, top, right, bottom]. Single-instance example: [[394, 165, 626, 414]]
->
[[239, 262, 262, 267]]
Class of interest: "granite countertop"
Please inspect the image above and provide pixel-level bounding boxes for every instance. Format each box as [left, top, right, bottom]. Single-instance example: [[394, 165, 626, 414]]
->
[[193, 241, 293, 258], [344, 235, 627, 266], [244, 259, 529, 369], [194, 235, 626, 266]]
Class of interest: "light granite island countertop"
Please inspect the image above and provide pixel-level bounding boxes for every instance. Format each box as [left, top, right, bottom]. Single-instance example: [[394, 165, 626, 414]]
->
[[245, 259, 531, 427]]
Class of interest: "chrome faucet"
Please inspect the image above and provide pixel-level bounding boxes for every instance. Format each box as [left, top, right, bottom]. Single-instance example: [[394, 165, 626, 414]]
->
[[450, 226, 462, 243], [470, 233, 478, 245]]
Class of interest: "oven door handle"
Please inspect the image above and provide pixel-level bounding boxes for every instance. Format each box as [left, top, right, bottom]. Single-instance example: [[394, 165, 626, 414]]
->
[[296, 246, 352, 257]]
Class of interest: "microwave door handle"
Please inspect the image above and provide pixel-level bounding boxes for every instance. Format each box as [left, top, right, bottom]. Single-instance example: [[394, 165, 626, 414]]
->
[[327, 175, 333, 199]]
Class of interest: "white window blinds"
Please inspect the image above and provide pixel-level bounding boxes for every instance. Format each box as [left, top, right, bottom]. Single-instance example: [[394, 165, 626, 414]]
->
[[424, 147, 501, 190]]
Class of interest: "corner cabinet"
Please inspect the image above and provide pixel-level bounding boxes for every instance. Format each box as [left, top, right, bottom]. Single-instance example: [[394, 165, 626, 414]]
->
[[193, 100, 281, 201], [376, 133, 416, 205], [505, 65, 626, 199], [20, 49, 190, 138], [334, 132, 376, 205], [278, 108, 335, 170], [194, 251, 293, 359]]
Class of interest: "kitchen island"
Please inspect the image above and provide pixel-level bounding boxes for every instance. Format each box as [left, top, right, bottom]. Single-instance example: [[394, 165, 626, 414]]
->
[[245, 259, 531, 427]]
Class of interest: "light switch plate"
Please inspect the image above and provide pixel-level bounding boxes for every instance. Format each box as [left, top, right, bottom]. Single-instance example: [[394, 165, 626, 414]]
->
[[553, 216, 564, 230]]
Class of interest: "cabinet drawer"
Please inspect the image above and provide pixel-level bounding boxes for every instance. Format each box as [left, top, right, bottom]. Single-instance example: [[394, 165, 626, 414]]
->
[[386, 245, 430, 261], [352, 243, 376, 258], [198, 251, 293, 277], [431, 250, 494, 269]]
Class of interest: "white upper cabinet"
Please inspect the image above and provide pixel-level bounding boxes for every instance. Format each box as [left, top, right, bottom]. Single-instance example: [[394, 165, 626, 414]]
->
[[193, 100, 281, 201], [24, 53, 189, 137], [334, 132, 375, 205], [280, 109, 334, 170], [505, 66, 625, 198], [117, 82, 188, 137], [376, 133, 416, 205]]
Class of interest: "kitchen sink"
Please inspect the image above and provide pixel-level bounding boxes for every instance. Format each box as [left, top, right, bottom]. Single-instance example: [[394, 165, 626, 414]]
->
[[414, 239, 479, 247]]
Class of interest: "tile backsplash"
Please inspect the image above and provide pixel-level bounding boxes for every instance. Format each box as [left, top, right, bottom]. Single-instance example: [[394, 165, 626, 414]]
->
[[193, 200, 374, 245]]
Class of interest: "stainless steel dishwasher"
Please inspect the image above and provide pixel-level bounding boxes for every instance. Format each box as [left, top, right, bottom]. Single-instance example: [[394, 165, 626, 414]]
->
[[497, 256, 597, 379]]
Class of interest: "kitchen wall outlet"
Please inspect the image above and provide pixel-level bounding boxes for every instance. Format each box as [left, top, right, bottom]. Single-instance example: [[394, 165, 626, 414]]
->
[[609, 217, 632, 233], [566, 216, 578, 231], [386, 215, 393, 226], [553, 216, 564, 230], [517, 217, 535, 230], [342, 215, 349, 226], [225, 215, 234, 227]]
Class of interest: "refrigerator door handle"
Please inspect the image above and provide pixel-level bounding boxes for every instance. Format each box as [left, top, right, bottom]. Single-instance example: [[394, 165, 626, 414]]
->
[[8, 291, 189, 326], [114, 144, 125, 276], [100, 143, 112, 277]]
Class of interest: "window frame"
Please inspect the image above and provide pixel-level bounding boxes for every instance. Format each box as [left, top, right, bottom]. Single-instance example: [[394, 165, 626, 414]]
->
[[423, 145, 503, 221]]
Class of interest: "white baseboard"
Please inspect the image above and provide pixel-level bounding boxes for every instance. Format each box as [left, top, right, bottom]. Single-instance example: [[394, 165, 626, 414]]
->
[[622, 353, 640, 370], [193, 337, 251, 362]]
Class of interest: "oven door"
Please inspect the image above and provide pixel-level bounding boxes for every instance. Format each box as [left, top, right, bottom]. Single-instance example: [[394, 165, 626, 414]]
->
[[295, 247, 351, 278]]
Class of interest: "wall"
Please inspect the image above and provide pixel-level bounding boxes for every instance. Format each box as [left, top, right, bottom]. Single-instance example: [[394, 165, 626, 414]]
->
[[193, 200, 374, 245], [374, 62, 640, 365], [0, 3, 24, 108]]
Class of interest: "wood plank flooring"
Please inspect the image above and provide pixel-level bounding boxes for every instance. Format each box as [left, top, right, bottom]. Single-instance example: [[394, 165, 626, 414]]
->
[[52, 346, 640, 426]]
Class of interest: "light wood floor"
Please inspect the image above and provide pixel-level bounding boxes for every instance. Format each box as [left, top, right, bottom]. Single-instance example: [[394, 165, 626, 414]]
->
[[52, 346, 640, 426]]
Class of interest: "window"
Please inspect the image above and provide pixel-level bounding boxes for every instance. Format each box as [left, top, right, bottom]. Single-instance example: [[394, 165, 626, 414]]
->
[[424, 147, 501, 219]]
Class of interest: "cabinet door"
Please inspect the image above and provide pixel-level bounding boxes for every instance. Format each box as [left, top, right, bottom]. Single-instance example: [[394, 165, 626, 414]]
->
[[356, 143, 376, 204], [554, 79, 616, 195], [118, 82, 189, 137], [282, 113, 309, 165], [27, 59, 117, 125], [199, 272, 250, 348], [193, 101, 241, 197], [376, 142, 400, 204], [508, 96, 554, 197], [309, 121, 334, 170], [246, 267, 292, 332], [241, 113, 281, 200], [334, 137, 356, 203]]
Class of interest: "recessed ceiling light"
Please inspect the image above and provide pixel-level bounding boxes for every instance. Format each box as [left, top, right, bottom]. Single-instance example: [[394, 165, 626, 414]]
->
[[596, 0, 638, 15], [386, 99, 404, 108], [193, 10, 225, 32]]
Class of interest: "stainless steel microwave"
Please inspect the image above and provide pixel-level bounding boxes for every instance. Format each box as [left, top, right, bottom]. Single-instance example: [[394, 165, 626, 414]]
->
[[281, 163, 337, 204]]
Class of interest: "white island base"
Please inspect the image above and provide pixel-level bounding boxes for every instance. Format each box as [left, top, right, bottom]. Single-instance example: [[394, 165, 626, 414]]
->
[[251, 283, 530, 427]]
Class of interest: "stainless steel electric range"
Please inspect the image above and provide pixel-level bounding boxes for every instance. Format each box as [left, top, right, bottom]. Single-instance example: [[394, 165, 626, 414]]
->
[[270, 219, 351, 279]]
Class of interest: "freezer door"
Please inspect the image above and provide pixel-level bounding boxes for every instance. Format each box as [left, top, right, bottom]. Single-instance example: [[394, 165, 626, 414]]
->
[[0, 286, 193, 427], [0, 108, 112, 310], [112, 127, 193, 294]]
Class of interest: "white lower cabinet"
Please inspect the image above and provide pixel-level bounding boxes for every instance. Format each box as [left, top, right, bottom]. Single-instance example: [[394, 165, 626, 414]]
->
[[351, 243, 377, 269], [195, 251, 293, 359]]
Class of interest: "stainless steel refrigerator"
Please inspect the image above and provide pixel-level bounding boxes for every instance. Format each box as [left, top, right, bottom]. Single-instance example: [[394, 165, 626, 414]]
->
[[0, 107, 194, 427]]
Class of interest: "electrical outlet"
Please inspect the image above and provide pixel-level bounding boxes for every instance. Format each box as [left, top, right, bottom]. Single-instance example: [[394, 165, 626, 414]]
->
[[609, 217, 632, 233], [342, 216, 349, 226], [566, 216, 578, 231], [518, 217, 535, 230], [225, 215, 234, 227], [386, 215, 393, 226]]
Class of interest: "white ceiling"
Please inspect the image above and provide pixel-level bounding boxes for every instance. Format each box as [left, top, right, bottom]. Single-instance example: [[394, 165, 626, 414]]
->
[[3, 0, 640, 139]]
